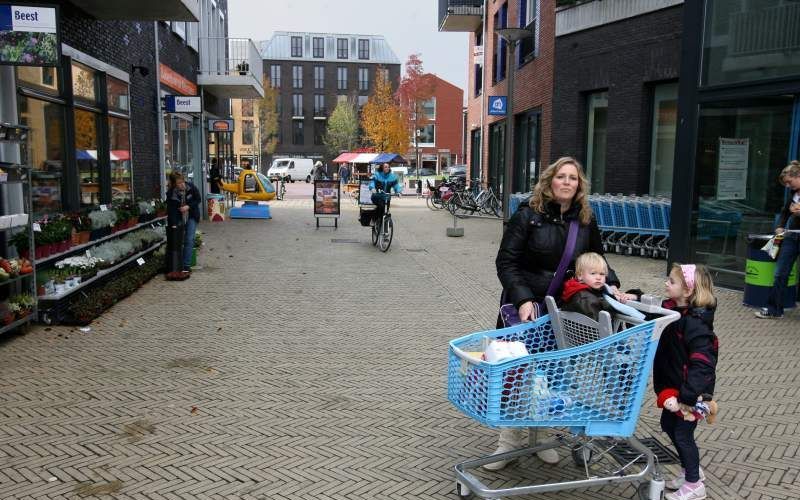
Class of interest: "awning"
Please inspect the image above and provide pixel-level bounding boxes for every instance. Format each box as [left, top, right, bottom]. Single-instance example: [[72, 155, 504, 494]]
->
[[332, 152, 359, 163], [353, 153, 379, 163], [75, 149, 94, 160], [371, 153, 407, 164], [111, 150, 131, 161]]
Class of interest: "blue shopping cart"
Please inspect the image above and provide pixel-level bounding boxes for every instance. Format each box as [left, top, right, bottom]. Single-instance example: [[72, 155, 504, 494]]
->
[[448, 300, 680, 499]]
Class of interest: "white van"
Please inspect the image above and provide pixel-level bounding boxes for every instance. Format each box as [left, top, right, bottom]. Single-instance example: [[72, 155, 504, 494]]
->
[[267, 158, 315, 183]]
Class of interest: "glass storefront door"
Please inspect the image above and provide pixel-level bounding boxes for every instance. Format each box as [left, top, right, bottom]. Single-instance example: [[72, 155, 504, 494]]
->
[[691, 96, 793, 287], [586, 91, 608, 194]]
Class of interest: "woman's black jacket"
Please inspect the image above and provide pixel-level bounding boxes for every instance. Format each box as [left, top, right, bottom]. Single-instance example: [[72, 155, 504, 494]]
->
[[778, 189, 800, 231], [495, 201, 619, 308], [166, 182, 202, 225]]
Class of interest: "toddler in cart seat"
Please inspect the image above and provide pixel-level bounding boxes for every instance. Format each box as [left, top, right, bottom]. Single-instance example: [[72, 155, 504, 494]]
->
[[561, 252, 638, 321], [654, 264, 719, 500]]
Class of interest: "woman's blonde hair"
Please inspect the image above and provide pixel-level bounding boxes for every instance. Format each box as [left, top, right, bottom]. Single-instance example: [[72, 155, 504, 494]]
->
[[780, 160, 800, 184], [168, 171, 184, 190], [530, 157, 593, 225], [575, 252, 607, 276], [670, 263, 716, 309]]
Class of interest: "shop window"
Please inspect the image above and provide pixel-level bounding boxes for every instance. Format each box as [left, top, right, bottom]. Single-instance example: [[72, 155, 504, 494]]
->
[[74, 108, 100, 207], [417, 124, 435, 146], [292, 120, 304, 145], [337, 67, 347, 90], [693, 97, 792, 288], [72, 62, 98, 104], [702, 0, 800, 86], [515, 110, 540, 193], [358, 39, 369, 60], [291, 36, 303, 57], [313, 37, 324, 58], [109, 117, 132, 202], [488, 121, 505, 193], [242, 120, 254, 145], [586, 91, 608, 194], [314, 65, 324, 89], [107, 76, 129, 113], [17, 96, 65, 214], [337, 38, 348, 59], [17, 66, 59, 95], [649, 82, 678, 197], [163, 115, 195, 182]]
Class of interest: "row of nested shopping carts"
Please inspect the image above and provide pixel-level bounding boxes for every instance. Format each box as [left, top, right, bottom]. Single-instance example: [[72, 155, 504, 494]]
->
[[589, 195, 671, 259]]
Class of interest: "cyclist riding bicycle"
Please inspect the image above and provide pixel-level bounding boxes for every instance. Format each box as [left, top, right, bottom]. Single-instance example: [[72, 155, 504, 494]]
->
[[369, 163, 403, 221]]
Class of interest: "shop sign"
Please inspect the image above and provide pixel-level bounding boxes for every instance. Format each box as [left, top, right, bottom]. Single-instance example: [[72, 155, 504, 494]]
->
[[0, 4, 59, 66], [717, 138, 748, 201], [314, 180, 341, 216], [488, 96, 507, 116], [163, 95, 201, 113], [159, 63, 197, 95], [208, 119, 234, 132]]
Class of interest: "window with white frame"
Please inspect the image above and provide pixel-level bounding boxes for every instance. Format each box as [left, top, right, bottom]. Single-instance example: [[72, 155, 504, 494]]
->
[[313, 37, 324, 58], [314, 94, 325, 115], [337, 67, 347, 90], [314, 66, 324, 89], [292, 94, 303, 116], [270, 65, 281, 87], [417, 124, 435, 146], [422, 97, 436, 120], [337, 38, 348, 59], [291, 36, 303, 57], [519, 0, 538, 63], [358, 39, 369, 60], [358, 68, 369, 91], [292, 65, 303, 88]]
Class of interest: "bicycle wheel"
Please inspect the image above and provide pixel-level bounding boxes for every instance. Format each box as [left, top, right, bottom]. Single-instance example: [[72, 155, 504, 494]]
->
[[378, 216, 393, 252], [371, 221, 379, 246]]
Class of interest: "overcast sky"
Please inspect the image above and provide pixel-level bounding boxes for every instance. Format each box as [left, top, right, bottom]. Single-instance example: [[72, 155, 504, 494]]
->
[[228, 0, 470, 92]]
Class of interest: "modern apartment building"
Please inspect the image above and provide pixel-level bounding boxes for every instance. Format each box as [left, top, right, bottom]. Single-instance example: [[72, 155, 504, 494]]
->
[[406, 74, 465, 173], [260, 31, 401, 166]]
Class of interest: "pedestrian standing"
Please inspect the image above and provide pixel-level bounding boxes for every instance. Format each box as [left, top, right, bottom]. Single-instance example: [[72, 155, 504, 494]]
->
[[166, 172, 201, 279], [755, 161, 800, 319], [654, 264, 718, 500], [339, 164, 350, 185]]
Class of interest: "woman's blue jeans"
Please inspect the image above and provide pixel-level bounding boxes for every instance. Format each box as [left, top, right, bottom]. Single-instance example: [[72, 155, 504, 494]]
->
[[182, 217, 198, 271], [767, 233, 800, 316]]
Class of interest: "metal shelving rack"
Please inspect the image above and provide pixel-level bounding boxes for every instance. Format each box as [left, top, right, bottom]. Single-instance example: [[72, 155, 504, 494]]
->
[[0, 123, 36, 335]]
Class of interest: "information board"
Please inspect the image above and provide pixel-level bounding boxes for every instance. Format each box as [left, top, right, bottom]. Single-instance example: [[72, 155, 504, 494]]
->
[[717, 137, 749, 200], [0, 4, 59, 66], [314, 179, 340, 216]]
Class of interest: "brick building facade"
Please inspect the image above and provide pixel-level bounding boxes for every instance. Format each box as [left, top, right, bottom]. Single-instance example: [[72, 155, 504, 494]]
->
[[551, 3, 683, 195], [408, 74, 465, 172]]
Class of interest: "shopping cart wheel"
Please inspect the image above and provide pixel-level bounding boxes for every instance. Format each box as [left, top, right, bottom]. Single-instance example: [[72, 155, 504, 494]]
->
[[456, 481, 472, 498], [570, 444, 593, 467]]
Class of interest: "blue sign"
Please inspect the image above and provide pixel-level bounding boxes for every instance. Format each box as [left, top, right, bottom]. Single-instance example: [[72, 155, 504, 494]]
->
[[488, 96, 507, 115]]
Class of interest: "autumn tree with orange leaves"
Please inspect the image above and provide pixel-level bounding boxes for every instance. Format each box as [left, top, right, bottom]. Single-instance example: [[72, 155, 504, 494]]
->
[[360, 70, 407, 153]]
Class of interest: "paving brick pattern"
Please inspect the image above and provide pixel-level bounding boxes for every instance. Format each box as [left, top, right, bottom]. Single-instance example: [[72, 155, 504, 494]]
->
[[0, 195, 797, 499]]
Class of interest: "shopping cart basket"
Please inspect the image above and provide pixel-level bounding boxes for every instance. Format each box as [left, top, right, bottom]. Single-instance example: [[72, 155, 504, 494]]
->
[[448, 300, 680, 499]]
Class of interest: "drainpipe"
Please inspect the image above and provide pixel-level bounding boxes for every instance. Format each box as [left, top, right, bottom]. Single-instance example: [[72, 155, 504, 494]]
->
[[154, 21, 166, 199]]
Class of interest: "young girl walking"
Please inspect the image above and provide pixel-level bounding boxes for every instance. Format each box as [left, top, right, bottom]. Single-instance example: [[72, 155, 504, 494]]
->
[[654, 264, 719, 500]]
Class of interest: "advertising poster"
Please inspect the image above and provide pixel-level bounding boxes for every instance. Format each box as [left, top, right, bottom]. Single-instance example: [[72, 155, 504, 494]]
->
[[0, 4, 59, 66], [359, 180, 374, 205], [314, 179, 340, 216], [717, 137, 749, 200]]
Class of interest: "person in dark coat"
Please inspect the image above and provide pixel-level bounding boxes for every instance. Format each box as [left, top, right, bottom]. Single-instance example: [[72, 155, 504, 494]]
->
[[166, 172, 201, 278], [487, 157, 628, 471], [208, 159, 222, 194], [654, 264, 718, 500]]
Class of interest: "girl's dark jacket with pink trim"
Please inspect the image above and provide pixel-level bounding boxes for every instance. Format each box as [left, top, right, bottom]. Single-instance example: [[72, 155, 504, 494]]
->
[[653, 299, 719, 406]]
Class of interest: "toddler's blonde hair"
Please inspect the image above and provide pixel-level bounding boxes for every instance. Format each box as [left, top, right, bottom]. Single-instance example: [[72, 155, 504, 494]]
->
[[576, 252, 608, 276]]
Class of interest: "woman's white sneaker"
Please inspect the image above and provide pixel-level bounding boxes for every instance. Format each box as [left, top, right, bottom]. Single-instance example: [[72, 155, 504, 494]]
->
[[665, 482, 706, 500], [666, 468, 705, 490]]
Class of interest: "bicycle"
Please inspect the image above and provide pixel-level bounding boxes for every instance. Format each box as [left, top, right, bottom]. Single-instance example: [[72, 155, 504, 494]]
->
[[359, 188, 396, 252]]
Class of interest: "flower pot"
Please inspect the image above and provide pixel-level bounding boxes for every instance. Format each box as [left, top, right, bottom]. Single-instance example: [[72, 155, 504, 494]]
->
[[65, 277, 77, 288], [71, 231, 81, 246], [59, 240, 70, 252], [46, 243, 56, 256], [37, 284, 45, 296], [20, 249, 30, 260], [34, 246, 44, 260], [129, 217, 138, 227], [54, 283, 67, 294], [3, 313, 13, 325], [80, 231, 90, 244], [16, 309, 30, 320]]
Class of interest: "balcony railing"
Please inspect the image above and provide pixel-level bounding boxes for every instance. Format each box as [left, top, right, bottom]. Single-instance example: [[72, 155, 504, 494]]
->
[[198, 37, 264, 98], [728, 5, 800, 57], [438, 0, 483, 32]]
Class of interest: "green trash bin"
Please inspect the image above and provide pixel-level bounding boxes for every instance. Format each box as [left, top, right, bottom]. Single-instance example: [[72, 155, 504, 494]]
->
[[743, 234, 797, 308]]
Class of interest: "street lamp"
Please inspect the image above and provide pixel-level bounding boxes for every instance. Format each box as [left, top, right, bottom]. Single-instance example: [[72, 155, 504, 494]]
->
[[415, 128, 422, 196], [496, 27, 534, 224]]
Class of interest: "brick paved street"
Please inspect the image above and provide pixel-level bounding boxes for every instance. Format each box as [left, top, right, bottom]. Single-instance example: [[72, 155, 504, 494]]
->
[[0, 192, 798, 499]]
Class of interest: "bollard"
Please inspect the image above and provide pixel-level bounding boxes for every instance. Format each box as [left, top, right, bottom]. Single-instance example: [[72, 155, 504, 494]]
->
[[446, 211, 464, 237]]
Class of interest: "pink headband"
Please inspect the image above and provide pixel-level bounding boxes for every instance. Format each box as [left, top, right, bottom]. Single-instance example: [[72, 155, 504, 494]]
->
[[680, 265, 696, 290]]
